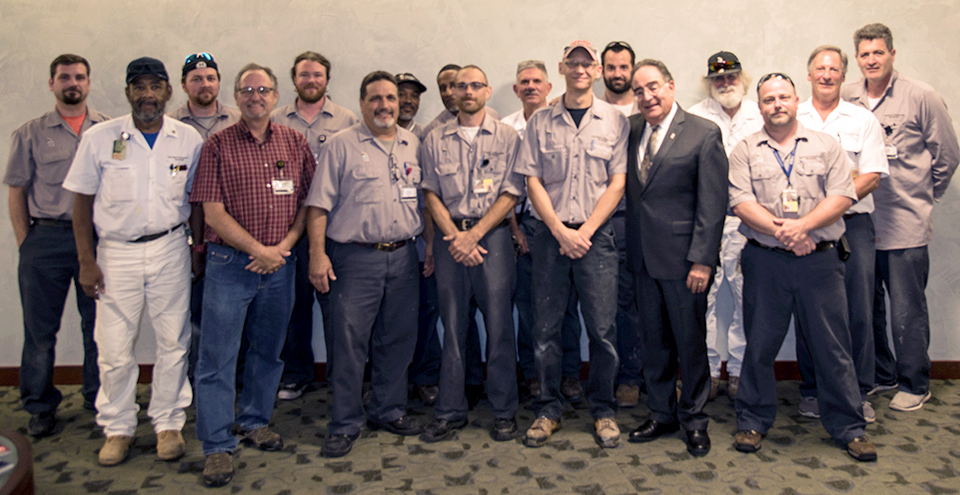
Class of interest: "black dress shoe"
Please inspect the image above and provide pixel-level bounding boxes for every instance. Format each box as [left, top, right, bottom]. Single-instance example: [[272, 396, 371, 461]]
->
[[491, 418, 518, 442], [367, 415, 424, 436], [420, 418, 468, 443], [418, 385, 439, 406], [686, 429, 711, 457], [28, 411, 58, 438], [322, 433, 360, 458], [466, 384, 485, 409], [628, 419, 680, 443]]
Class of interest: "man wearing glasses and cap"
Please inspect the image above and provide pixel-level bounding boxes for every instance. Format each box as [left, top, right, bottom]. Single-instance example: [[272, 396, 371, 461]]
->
[[514, 40, 628, 449], [688, 51, 763, 402], [729, 72, 875, 462], [190, 63, 316, 486], [272, 51, 358, 402], [5, 54, 108, 437], [63, 57, 204, 466]]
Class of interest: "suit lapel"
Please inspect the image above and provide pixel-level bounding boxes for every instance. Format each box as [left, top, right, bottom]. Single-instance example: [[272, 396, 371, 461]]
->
[[643, 108, 686, 193], [629, 115, 647, 186]]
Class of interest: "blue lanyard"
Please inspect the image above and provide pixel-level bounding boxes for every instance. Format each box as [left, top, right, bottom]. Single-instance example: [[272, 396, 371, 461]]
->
[[771, 140, 799, 186]]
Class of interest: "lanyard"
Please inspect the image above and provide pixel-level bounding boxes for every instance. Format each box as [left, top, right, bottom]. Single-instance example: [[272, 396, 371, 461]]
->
[[771, 140, 799, 186]]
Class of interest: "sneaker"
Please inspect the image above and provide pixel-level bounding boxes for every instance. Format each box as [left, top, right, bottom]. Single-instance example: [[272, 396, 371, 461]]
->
[[728, 376, 740, 399], [799, 396, 820, 418], [238, 426, 283, 451], [846, 435, 878, 462], [708, 377, 721, 401], [616, 384, 640, 408], [862, 401, 876, 424], [594, 417, 620, 448], [156, 430, 186, 461], [277, 382, 307, 400], [561, 376, 583, 403], [491, 418, 518, 442], [27, 411, 58, 438], [889, 391, 931, 412], [524, 416, 560, 447], [98, 435, 134, 466], [734, 430, 762, 453], [419, 418, 468, 443], [203, 452, 235, 487], [868, 382, 898, 395]]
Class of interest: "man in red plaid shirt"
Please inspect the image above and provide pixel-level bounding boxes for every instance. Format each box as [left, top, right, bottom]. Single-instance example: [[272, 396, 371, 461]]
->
[[188, 62, 316, 487]]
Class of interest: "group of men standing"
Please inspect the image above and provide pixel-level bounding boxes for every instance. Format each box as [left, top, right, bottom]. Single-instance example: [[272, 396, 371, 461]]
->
[[7, 21, 958, 487]]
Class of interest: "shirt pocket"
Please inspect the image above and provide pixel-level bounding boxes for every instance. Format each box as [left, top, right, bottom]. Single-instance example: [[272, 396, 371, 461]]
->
[[102, 165, 136, 202], [585, 142, 612, 184], [436, 161, 464, 200], [749, 160, 781, 206], [167, 168, 189, 203], [539, 145, 568, 184], [352, 164, 382, 204], [795, 157, 826, 199], [36, 147, 73, 185]]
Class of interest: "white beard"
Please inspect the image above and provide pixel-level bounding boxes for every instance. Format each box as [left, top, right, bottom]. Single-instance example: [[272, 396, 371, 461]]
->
[[711, 86, 743, 110]]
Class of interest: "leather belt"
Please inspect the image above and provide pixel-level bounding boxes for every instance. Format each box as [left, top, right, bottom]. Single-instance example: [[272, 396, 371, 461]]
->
[[31, 217, 72, 228], [747, 238, 836, 255], [562, 222, 584, 229], [843, 212, 864, 220], [451, 218, 509, 231], [129, 223, 183, 243], [352, 239, 411, 252]]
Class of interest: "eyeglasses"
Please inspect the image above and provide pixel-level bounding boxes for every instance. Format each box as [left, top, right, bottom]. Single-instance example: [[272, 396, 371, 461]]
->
[[632, 82, 667, 99], [185, 53, 214, 65], [756, 72, 795, 91], [563, 60, 598, 69], [456, 82, 488, 91], [709, 59, 738, 73], [237, 86, 275, 96]]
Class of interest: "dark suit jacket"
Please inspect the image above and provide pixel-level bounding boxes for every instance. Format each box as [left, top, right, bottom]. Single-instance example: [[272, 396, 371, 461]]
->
[[625, 106, 728, 280]]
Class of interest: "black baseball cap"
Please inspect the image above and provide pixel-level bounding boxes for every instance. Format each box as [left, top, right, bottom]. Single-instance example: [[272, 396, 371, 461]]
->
[[706, 51, 742, 77], [126, 57, 169, 84], [182, 52, 219, 79], [395, 73, 427, 93]]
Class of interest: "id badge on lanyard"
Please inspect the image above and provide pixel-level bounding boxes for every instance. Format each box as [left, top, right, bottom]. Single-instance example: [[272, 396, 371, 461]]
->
[[773, 141, 800, 214]]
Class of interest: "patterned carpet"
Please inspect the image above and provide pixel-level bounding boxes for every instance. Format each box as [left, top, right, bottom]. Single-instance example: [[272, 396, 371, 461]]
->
[[2, 380, 959, 494]]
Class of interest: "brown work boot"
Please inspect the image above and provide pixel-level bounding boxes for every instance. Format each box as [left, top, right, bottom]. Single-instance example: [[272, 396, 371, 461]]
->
[[616, 384, 640, 408], [524, 416, 560, 447], [156, 430, 186, 461], [98, 435, 134, 466], [238, 426, 283, 451], [708, 377, 721, 401], [846, 435, 877, 462], [203, 452, 235, 487], [594, 417, 620, 448], [734, 430, 762, 453], [524, 378, 541, 399], [561, 376, 583, 403]]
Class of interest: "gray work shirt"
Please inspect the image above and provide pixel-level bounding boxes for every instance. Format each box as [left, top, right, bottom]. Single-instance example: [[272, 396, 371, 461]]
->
[[271, 98, 359, 160], [424, 107, 501, 138], [841, 70, 960, 250], [400, 120, 427, 141], [4, 108, 110, 220], [420, 113, 523, 219], [513, 97, 629, 224], [729, 123, 857, 246], [168, 101, 241, 141], [307, 122, 423, 243]]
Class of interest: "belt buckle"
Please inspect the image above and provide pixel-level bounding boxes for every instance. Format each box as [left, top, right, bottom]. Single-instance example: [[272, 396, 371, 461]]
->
[[456, 218, 471, 231]]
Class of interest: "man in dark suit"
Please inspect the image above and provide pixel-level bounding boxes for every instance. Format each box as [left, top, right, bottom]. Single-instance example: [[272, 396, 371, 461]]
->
[[624, 59, 728, 457]]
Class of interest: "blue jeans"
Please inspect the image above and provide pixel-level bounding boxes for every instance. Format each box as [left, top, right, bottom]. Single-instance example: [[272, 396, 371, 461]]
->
[[18, 224, 99, 413], [279, 236, 316, 387], [409, 262, 442, 386], [611, 213, 642, 387], [195, 243, 295, 455], [798, 213, 876, 399], [873, 246, 930, 395], [531, 220, 619, 420], [515, 213, 583, 380]]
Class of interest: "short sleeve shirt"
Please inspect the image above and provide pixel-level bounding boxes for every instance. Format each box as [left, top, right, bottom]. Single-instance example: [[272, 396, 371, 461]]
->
[[4, 108, 109, 220], [796, 99, 889, 214], [307, 123, 423, 244], [729, 123, 857, 245], [189, 120, 316, 246], [270, 98, 359, 161], [168, 101, 241, 141], [513, 97, 629, 224], [62, 115, 203, 241], [420, 113, 523, 219], [687, 98, 763, 157]]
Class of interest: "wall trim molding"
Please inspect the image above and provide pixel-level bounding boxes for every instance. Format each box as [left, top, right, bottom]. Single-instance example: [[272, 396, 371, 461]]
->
[[1, 362, 958, 386]]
